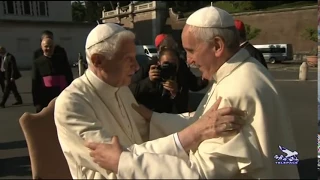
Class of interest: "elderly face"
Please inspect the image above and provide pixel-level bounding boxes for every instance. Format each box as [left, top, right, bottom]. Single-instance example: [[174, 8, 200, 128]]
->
[[41, 38, 55, 57], [182, 25, 225, 80], [101, 37, 139, 87]]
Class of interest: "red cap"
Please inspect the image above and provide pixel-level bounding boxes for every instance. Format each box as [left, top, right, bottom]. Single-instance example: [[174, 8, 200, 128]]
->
[[234, 19, 245, 32], [155, 34, 167, 48]]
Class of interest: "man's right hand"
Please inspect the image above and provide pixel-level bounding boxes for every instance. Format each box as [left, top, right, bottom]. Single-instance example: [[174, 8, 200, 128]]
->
[[178, 97, 247, 152], [148, 65, 160, 82]]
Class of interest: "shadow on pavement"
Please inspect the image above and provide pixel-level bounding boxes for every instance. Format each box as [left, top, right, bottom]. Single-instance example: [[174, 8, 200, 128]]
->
[[0, 140, 27, 150], [0, 156, 31, 177]]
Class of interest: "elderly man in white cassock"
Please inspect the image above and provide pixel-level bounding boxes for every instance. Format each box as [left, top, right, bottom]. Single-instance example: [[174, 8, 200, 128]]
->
[[85, 6, 300, 179], [54, 23, 246, 179]]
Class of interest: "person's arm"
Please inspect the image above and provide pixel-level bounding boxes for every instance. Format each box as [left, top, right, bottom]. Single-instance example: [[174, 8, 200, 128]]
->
[[31, 61, 42, 106], [55, 92, 195, 178], [118, 96, 261, 179], [9, 56, 17, 79]]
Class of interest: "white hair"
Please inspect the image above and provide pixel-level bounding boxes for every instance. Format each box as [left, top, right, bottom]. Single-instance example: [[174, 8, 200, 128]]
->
[[85, 30, 135, 65], [187, 25, 240, 50]]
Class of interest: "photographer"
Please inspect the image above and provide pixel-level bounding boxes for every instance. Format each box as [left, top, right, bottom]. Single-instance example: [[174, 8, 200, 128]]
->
[[129, 47, 208, 114]]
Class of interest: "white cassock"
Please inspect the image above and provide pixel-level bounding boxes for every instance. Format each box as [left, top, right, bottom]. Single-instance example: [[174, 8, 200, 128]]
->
[[116, 49, 300, 179], [54, 69, 196, 179]]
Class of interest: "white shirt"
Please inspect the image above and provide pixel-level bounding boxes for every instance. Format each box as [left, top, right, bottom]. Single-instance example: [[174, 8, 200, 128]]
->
[[0, 53, 7, 72]]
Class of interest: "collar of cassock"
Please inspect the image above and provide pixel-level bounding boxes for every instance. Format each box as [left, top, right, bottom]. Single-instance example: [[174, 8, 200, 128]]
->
[[86, 69, 119, 96], [212, 48, 250, 83]]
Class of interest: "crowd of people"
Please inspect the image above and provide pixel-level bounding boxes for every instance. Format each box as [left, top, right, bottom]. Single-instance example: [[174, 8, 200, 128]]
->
[[0, 5, 298, 179]]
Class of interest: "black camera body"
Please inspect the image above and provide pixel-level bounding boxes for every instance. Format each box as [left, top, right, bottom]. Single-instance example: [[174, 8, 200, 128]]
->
[[156, 62, 177, 82]]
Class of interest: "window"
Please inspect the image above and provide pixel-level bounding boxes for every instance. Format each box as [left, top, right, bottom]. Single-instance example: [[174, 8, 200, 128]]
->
[[23, 1, 31, 15], [3, 1, 16, 14], [257, 47, 286, 54], [38, 1, 48, 16], [148, 48, 157, 53]]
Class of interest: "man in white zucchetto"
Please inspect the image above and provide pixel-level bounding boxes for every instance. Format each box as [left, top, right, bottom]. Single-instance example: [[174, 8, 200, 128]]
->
[[54, 22, 246, 179], [85, 6, 300, 179]]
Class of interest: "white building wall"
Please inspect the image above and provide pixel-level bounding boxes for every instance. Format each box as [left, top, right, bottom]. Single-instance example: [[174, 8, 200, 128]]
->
[[0, 22, 95, 69], [0, 1, 72, 22]]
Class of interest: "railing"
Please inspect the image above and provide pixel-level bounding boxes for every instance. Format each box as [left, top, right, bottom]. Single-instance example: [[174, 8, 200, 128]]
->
[[102, 1, 156, 18]]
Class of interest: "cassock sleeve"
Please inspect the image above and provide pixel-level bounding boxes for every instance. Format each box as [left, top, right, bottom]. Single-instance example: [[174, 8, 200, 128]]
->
[[55, 91, 196, 179], [149, 112, 195, 139], [117, 95, 264, 179]]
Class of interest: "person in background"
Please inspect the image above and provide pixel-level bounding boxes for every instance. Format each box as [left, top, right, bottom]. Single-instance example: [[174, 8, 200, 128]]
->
[[0, 55, 4, 93], [33, 30, 70, 66], [130, 34, 208, 113], [130, 47, 208, 114], [0, 46, 23, 108], [31, 38, 73, 113], [234, 19, 268, 69]]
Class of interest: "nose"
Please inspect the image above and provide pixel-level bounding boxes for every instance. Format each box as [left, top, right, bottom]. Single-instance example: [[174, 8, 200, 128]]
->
[[186, 57, 194, 66], [133, 58, 140, 72]]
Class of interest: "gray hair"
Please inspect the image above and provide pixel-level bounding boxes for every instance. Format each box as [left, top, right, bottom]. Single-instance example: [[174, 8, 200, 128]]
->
[[187, 26, 240, 50], [85, 30, 135, 65]]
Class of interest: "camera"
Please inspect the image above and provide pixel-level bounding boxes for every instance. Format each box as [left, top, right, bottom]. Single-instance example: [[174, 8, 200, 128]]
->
[[156, 62, 177, 82]]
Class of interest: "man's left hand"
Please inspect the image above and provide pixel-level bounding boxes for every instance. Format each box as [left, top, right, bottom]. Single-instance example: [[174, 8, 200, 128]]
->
[[85, 136, 123, 173], [162, 80, 178, 97]]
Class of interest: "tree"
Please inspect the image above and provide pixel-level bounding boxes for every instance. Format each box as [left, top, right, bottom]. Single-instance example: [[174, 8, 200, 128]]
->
[[245, 24, 261, 40], [72, 1, 86, 22], [301, 27, 318, 55]]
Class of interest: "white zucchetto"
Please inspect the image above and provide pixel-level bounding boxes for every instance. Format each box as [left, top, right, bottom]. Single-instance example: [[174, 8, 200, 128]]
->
[[186, 6, 235, 28], [85, 23, 125, 49]]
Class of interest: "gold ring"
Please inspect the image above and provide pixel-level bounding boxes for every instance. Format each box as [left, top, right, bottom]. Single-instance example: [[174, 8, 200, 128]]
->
[[224, 123, 233, 131]]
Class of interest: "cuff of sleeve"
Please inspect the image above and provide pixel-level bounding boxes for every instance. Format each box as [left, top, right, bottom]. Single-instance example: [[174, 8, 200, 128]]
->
[[172, 134, 189, 161], [117, 152, 134, 179], [173, 132, 184, 152]]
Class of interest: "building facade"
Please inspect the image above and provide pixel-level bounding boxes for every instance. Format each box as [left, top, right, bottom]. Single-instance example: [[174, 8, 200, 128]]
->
[[0, 1, 95, 69]]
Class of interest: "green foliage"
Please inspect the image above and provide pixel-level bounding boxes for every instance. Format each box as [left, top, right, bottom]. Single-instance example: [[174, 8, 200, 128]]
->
[[71, 1, 86, 22], [245, 24, 261, 40], [301, 27, 318, 55]]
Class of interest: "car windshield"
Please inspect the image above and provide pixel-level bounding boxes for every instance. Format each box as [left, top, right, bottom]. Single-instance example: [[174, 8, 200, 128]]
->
[[148, 48, 157, 53]]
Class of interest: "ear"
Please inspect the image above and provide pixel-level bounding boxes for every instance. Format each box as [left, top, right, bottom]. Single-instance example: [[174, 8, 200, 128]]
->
[[213, 37, 225, 57], [91, 53, 104, 68]]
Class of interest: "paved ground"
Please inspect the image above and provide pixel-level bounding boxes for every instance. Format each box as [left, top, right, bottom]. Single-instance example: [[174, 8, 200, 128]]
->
[[0, 63, 318, 179]]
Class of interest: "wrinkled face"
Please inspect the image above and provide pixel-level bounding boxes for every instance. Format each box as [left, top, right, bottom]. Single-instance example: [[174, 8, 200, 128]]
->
[[41, 38, 55, 57], [96, 38, 139, 87], [181, 25, 225, 80]]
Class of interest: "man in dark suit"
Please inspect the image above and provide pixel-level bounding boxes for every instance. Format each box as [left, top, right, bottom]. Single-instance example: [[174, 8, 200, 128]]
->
[[0, 46, 23, 108], [234, 19, 268, 69], [0, 55, 4, 93], [33, 30, 69, 65]]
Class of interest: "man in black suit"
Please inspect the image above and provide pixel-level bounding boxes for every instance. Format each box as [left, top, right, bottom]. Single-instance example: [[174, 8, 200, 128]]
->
[[0, 46, 23, 108], [33, 30, 69, 64], [234, 19, 268, 69], [0, 55, 5, 93]]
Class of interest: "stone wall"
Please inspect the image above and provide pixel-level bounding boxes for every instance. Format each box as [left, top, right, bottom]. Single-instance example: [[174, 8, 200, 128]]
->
[[103, 4, 317, 53], [233, 6, 317, 53]]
